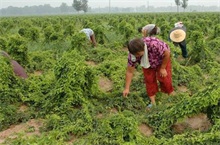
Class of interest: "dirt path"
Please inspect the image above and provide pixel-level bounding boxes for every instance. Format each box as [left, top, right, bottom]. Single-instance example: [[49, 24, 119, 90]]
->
[[0, 119, 43, 144]]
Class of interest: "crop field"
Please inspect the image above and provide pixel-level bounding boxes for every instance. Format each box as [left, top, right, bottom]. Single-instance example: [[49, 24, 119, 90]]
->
[[0, 12, 220, 144]]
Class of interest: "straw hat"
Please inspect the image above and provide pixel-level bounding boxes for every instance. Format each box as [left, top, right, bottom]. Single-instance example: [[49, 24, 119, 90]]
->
[[170, 29, 186, 43]]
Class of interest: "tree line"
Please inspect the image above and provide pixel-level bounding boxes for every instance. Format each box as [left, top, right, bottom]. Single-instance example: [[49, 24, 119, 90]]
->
[[0, 0, 89, 16], [72, 0, 88, 13], [175, 0, 188, 12], [1, 0, 220, 16]]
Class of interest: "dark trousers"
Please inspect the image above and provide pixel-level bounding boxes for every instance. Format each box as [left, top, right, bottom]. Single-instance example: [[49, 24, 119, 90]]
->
[[174, 40, 187, 58]]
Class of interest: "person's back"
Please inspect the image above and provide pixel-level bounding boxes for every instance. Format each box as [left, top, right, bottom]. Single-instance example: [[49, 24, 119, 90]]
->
[[80, 28, 94, 39], [169, 22, 187, 58], [80, 28, 97, 47], [1, 50, 28, 79], [11, 60, 28, 79]]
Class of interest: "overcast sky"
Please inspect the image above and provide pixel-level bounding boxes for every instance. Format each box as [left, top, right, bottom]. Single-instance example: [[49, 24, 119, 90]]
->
[[0, 0, 219, 9]]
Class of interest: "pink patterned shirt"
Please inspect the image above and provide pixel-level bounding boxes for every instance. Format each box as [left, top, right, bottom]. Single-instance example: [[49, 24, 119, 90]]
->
[[127, 37, 170, 68]]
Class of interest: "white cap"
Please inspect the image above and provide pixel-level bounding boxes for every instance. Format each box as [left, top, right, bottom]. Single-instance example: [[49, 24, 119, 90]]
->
[[174, 21, 183, 28], [142, 24, 160, 35]]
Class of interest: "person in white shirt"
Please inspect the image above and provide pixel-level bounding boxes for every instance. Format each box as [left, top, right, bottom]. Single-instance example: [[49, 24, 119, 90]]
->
[[80, 28, 97, 47]]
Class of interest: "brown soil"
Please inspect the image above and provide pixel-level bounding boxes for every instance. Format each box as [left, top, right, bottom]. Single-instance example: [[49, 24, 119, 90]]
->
[[138, 123, 153, 137], [33, 70, 43, 76], [96, 113, 104, 119], [122, 47, 128, 52], [109, 108, 118, 114], [0, 119, 43, 144], [98, 77, 113, 92], [177, 85, 188, 93], [172, 123, 187, 134], [185, 113, 211, 130], [172, 113, 211, 134], [67, 134, 76, 144], [85, 61, 97, 66], [18, 104, 28, 112], [176, 55, 186, 62]]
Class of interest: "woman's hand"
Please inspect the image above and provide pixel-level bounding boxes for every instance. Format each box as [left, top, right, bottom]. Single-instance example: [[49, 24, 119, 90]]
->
[[123, 89, 130, 98], [160, 68, 167, 77]]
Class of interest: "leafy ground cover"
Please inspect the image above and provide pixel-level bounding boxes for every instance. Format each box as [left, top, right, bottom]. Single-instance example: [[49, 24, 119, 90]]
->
[[0, 12, 220, 144]]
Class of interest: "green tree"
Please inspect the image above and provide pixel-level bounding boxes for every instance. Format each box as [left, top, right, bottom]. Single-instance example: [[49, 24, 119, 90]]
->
[[81, 0, 88, 13], [60, 2, 68, 13], [175, 0, 181, 12], [181, 0, 188, 12], [72, 0, 88, 13], [72, 0, 81, 12]]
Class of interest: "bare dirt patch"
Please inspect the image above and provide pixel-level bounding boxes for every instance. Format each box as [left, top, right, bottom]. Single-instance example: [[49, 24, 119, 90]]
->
[[122, 47, 128, 52], [96, 113, 104, 119], [33, 70, 43, 76], [185, 113, 211, 131], [85, 61, 97, 66], [172, 113, 211, 134], [98, 77, 113, 92], [177, 85, 188, 93], [0, 119, 43, 144], [109, 108, 118, 114], [172, 123, 187, 134], [18, 104, 28, 112], [138, 123, 153, 137], [67, 134, 76, 144], [176, 55, 186, 62]]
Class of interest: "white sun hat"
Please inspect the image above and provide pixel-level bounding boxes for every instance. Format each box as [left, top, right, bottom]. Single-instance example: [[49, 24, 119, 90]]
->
[[142, 24, 160, 35]]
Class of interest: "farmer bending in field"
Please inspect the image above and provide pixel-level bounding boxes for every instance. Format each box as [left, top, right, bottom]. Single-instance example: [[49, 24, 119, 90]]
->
[[1, 50, 28, 79], [80, 28, 97, 47], [138, 24, 160, 37], [169, 21, 188, 58], [122, 37, 174, 108]]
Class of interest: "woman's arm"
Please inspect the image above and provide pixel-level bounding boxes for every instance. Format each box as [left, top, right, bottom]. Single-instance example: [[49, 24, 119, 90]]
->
[[123, 66, 135, 97], [161, 50, 170, 69], [160, 50, 170, 77]]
